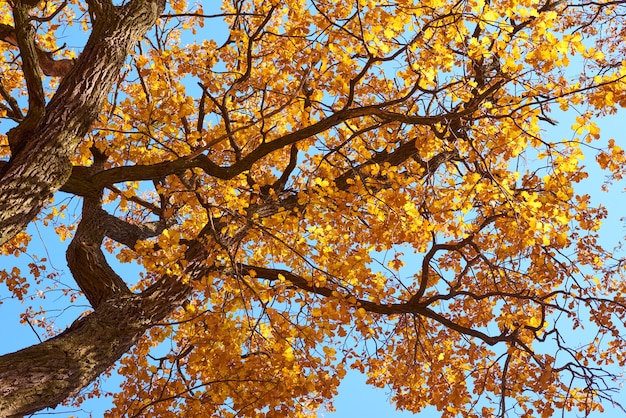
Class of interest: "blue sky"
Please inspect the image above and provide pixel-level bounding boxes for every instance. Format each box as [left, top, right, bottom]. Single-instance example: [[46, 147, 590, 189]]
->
[[2, 111, 625, 417], [2, 2, 626, 417]]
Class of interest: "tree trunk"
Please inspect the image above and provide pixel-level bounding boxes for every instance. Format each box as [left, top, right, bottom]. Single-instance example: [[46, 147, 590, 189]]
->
[[0, 0, 166, 247], [0, 1, 178, 416], [0, 275, 193, 417]]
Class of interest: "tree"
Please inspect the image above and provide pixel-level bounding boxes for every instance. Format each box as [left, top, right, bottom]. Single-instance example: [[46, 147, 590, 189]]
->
[[1, 0, 626, 416]]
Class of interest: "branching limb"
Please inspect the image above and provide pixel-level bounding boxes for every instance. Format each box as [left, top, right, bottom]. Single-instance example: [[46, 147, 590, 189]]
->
[[66, 196, 131, 309], [234, 264, 518, 347]]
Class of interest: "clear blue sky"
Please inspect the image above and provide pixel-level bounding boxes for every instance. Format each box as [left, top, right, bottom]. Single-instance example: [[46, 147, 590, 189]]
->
[[3, 111, 625, 416], [2, 2, 626, 417]]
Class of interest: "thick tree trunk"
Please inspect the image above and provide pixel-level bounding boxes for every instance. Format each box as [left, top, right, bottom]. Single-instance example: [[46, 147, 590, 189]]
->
[[0, 0, 166, 247], [0, 1, 177, 416], [0, 275, 193, 417]]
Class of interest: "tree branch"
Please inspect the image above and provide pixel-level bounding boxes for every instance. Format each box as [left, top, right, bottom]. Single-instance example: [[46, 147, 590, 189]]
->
[[0, 272, 192, 417], [237, 264, 513, 347], [0, 0, 167, 247], [66, 198, 131, 309]]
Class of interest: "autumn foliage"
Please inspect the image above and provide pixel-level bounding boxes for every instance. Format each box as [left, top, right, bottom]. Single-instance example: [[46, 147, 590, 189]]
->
[[2, 0, 626, 416]]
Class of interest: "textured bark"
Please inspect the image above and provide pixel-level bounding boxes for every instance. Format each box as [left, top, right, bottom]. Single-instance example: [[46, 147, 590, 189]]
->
[[0, 274, 194, 417], [0, 1, 174, 416], [66, 199, 132, 309], [0, 0, 166, 247]]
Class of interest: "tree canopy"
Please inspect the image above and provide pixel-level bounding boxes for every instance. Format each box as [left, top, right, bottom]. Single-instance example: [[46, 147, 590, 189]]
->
[[1, 0, 626, 416]]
